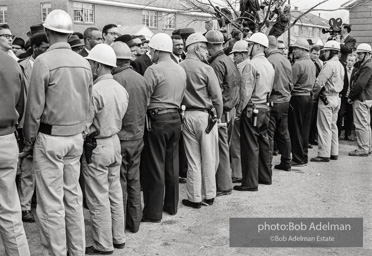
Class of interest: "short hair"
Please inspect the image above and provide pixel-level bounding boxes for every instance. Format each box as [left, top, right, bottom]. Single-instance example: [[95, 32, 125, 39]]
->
[[31, 32, 48, 48], [117, 59, 131, 67], [347, 53, 356, 59], [268, 35, 277, 49], [102, 24, 117, 35], [343, 24, 351, 33], [83, 27, 99, 40], [0, 24, 10, 30], [310, 45, 321, 52], [171, 35, 182, 40], [73, 32, 84, 39]]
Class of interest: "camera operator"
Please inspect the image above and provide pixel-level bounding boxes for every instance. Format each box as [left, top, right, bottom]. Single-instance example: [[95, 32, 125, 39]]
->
[[339, 24, 356, 65], [311, 41, 344, 162]]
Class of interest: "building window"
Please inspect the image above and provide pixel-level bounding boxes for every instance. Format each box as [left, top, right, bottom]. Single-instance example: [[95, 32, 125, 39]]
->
[[41, 3, 51, 22], [143, 10, 158, 29], [162, 13, 175, 29], [308, 27, 313, 37], [0, 6, 7, 24], [294, 25, 299, 36], [73, 2, 94, 23]]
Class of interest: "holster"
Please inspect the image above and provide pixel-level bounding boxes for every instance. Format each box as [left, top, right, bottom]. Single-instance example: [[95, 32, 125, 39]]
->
[[205, 108, 218, 134], [84, 131, 98, 164]]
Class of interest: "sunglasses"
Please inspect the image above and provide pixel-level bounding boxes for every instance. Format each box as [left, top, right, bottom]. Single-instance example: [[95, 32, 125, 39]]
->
[[0, 34, 15, 40]]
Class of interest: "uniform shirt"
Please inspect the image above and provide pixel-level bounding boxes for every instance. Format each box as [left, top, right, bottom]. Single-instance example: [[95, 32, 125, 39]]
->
[[144, 55, 186, 109], [237, 58, 250, 75], [313, 55, 344, 97], [113, 65, 147, 141], [209, 50, 241, 111], [292, 54, 316, 94], [0, 51, 24, 136], [24, 42, 93, 147], [267, 49, 293, 103], [180, 55, 223, 118], [237, 52, 274, 114], [87, 74, 129, 139]]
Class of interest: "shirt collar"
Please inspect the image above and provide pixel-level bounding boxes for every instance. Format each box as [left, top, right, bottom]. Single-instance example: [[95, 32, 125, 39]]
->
[[94, 73, 114, 85], [47, 42, 72, 52], [208, 50, 224, 63]]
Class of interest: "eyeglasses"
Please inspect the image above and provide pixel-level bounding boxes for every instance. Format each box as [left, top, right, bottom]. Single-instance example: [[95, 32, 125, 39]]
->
[[0, 34, 15, 40]]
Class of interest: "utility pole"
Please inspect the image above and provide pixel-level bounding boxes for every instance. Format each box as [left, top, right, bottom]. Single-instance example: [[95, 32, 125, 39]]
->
[[288, 0, 291, 46]]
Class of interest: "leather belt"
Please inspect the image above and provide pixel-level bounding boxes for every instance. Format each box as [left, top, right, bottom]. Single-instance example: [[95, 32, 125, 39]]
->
[[186, 108, 209, 112], [39, 122, 52, 135], [157, 108, 179, 115], [291, 92, 311, 96]]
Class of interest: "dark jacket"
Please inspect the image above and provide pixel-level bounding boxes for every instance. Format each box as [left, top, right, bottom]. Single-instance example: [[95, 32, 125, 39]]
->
[[133, 53, 153, 76], [266, 49, 293, 103], [209, 50, 241, 111], [79, 48, 89, 57], [340, 35, 356, 64], [112, 65, 148, 140], [0, 51, 25, 135], [349, 58, 372, 102], [340, 65, 357, 98]]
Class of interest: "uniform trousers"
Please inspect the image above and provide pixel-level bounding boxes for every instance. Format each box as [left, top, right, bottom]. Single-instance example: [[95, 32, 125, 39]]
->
[[353, 100, 372, 153], [317, 96, 341, 158], [267, 102, 292, 167], [33, 132, 85, 256], [142, 112, 181, 220], [288, 95, 313, 164], [120, 139, 143, 233], [309, 99, 319, 143], [240, 107, 271, 188], [82, 135, 125, 252], [337, 97, 354, 137], [183, 111, 219, 202], [216, 110, 233, 192], [17, 156, 34, 211], [230, 117, 242, 179], [0, 133, 30, 256]]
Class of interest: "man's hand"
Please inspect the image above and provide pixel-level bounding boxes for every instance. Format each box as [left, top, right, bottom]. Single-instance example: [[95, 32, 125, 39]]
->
[[347, 99, 353, 104]]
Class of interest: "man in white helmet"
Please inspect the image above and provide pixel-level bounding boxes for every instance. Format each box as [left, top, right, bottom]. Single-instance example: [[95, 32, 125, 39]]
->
[[230, 40, 250, 183], [288, 38, 316, 167], [23, 9, 93, 255], [141, 33, 186, 221], [348, 43, 372, 156], [265, 35, 293, 171], [83, 44, 128, 255], [205, 29, 241, 197], [310, 41, 344, 162], [234, 32, 274, 192], [111, 41, 147, 233], [180, 33, 223, 208]]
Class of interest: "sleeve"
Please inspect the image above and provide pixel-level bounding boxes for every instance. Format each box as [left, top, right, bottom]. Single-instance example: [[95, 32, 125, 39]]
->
[[292, 62, 301, 87], [237, 63, 256, 115], [85, 90, 99, 136], [341, 38, 356, 54], [23, 59, 49, 147], [210, 60, 225, 88], [206, 67, 223, 118], [143, 67, 157, 107], [16, 66, 25, 122], [313, 63, 332, 98], [349, 65, 372, 101]]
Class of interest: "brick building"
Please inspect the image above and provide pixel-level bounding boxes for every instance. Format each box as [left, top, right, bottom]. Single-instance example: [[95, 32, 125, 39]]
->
[[342, 0, 372, 45], [0, 0, 211, 39]]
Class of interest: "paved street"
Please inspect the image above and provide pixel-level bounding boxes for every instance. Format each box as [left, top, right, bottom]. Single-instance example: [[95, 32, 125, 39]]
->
[[1, 140, 371, 256]]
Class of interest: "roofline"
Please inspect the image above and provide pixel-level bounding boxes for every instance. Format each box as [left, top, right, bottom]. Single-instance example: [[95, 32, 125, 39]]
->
[[341, 0, 358, 8], [73, 0, 213, 18]]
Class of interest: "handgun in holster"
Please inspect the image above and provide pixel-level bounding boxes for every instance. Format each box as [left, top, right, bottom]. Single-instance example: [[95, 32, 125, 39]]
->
[[205, 108, 218, 134], [84, 131, 98, 164], [179, 105, 186, 132]]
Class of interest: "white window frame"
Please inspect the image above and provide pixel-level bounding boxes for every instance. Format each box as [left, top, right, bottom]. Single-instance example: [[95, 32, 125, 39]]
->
[[162, 12, 175, 30], [41, 2, 51, 22], [294, 25, 299, 36], [0, 6, 7, 24], [73, 2, 94, 24], [143, 10, 158, 29]]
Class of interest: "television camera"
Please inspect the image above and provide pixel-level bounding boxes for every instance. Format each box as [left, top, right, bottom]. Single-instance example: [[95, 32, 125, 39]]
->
[[322, 18, 343, 39]]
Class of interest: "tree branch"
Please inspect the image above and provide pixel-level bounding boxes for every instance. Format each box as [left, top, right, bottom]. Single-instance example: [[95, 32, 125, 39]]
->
[[259, 0, 274, 31]]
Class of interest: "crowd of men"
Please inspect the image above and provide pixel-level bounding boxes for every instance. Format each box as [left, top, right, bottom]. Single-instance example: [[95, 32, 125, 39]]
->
[[1, 9, 372, 256]]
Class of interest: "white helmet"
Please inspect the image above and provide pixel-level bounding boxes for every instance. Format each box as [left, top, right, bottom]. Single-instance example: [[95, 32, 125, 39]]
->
[[111, 42, 132, 59], [148, 33, 173, 53], [356, 43, 372, 53], [43, 9, 73, 34], [86, 44, 117, 67], [246, 32, 269, 48], [231, 40, 249, 53], [185, 33, 208, 49], [323, 40, 340, 51]]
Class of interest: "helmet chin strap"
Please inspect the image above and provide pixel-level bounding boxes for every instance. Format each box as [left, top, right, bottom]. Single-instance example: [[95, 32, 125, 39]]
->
[[249, 43, 255, 58]]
